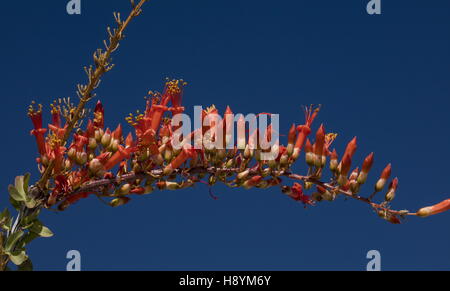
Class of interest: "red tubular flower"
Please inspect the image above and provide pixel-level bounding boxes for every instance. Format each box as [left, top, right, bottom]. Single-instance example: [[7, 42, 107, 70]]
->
[[28, 104, 48, 156], [58, 192, 92, 211], [385, 177, 398, 202], [357, 152, 374, 184], [53, 145, 66, 175], [162, 79, 186, 108], [85, 120, 95, 138], [343, 137, 357, 159], [163, 145, 196, 174], [375, 163, 391, 192], [417, 199, 450, 217], [341, 154, 352, 176], [292, 105, 320, 159], [150, 104, 168, 133], [125, 132, 135, 148], [50, 104, 62, 128], [112, 124, 123, 140], [338, 153, 352, 186], [314, 124, 325, 167], [93, 100, 104, 129], [104, 145, 137, 170], [286, 123, 297, 156], [362, 152, 375, 172], [47, 175, 71, 206], [201, 105, 219, 136], [290, 183, 313, 205]]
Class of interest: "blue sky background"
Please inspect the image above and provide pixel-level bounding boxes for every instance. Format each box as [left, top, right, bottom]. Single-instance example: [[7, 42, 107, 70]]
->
[[1, 0, 450, 270]]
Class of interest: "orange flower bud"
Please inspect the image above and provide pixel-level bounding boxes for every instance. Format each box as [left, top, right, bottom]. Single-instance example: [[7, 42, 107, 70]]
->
[[101, 129, 112, 147], [416, 199, 450, 217], [375, 164, 391, 192], [385, 177, 398, 202], [314, 124, 325, 167], [343, 137, 357, 159], [357, 152, 374, 184], [110, 197, 130, 207], [163, 146, 193, 175], [286, 123, 296, 156]]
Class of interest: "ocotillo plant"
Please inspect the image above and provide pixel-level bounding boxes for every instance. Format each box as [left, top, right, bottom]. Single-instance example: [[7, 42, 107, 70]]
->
[[1, 0, 449, 271]]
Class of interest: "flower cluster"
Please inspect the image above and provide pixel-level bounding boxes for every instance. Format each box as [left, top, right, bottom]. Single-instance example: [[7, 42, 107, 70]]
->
[[24, 78, 450, 223]]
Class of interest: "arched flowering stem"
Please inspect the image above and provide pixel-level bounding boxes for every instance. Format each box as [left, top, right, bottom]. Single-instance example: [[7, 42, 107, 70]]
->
[[2, 0, 450, 271]]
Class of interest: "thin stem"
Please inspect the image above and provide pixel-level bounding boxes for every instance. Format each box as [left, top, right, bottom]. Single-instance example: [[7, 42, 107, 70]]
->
[[56, 166, 413, 217], [37, 0, 148, 189]]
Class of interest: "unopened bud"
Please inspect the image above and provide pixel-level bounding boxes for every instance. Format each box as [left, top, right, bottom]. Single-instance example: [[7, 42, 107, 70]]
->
[[280, 154, 289, 166], [101, 132, 111, 147], [209, 175, 217, 185], [67, 148, 76, 160], [375, 178, 386, 192], [305, 152, 314, 166], [337, 174, 348, 187], [88, 138, 97, 149], [110, 197, 130, 207], [110, 139, 119, 152], [385, 189, 395, 202], [89, 158, 103, 174], [95, 129, 104, 142], [64, 159, 72, 170], [76, 151, 87, 165], [416, 207, 432, 217], [357, 171, 368, 185], [117, 183, 131, 195], [304, 182, 313, 190], [164, 148, 173, 162], [166, 181, 179, 190], [350, 180, 360, 194]]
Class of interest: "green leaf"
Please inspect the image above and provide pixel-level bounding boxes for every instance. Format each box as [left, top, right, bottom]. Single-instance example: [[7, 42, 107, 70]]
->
[[21, 232, 40, 246], [20, 211, 40, 229], [30, 221, 54, 238], [18, 258, 33, 271], [5, 231, 24, 252], [8, 185, 25, 202], [8, 250, 28, 266], [0, 208, 10, 224], [1, 216, 12, 231], [9, 196, 21, 211], [23, 173, 31, 195], [15, 176, 26, 197]]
